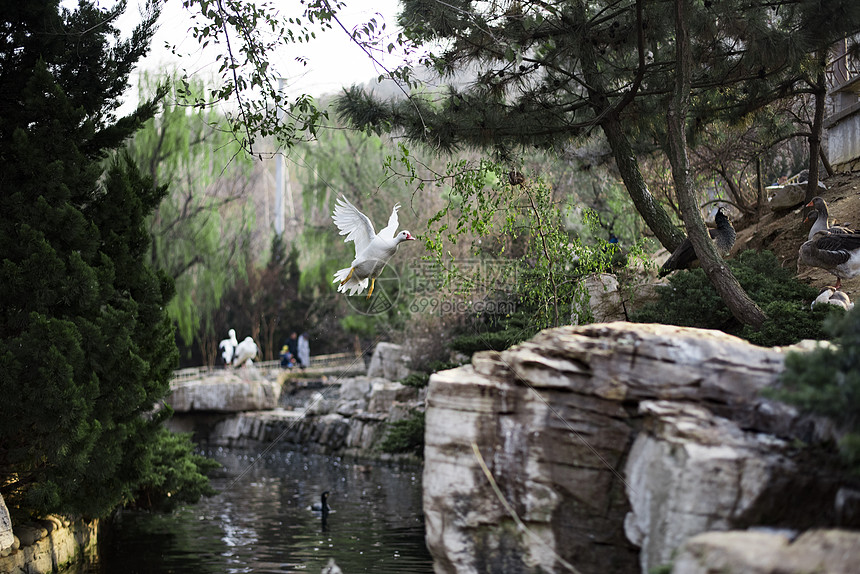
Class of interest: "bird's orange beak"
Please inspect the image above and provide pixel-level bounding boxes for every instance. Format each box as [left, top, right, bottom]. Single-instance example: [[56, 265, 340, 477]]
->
[[406, 233, 416, 241]]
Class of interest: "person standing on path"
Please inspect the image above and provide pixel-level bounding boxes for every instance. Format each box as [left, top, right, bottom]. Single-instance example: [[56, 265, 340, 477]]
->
[[297, 332, 310, 369]]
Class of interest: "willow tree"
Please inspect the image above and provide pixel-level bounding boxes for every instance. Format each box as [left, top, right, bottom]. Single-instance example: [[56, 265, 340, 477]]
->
[[126, 75, 258, 363]]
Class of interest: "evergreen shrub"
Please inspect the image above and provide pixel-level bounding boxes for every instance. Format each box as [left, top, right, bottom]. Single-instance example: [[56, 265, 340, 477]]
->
[[450, 310, 537, 354], [127, 428, 220, 512], [379, 411, 425, 457], [0, 2, 215, 519], [769, 308, 860, 470], [632, 250, 841, 346], [400, 360, 460, 388]]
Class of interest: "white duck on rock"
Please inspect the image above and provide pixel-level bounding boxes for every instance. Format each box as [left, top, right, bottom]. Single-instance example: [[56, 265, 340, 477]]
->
[[218, 328, 238, 365], [232, 336, 258, 367], [332, 196, 415, 297]]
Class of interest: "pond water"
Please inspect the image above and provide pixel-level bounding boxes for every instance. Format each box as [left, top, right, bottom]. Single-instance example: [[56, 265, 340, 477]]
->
[[86, 448, 434, 573]]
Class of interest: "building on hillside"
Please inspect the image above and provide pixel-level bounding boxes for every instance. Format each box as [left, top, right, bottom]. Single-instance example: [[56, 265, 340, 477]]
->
[[825, 36, 860, 172]]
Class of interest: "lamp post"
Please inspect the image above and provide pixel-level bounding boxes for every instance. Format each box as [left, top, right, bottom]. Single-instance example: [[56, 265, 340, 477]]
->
[[274, 78, 286, 236]]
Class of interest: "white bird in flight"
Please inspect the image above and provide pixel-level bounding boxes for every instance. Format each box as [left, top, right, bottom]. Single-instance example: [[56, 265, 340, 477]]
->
[[332, 196, 415, 298]]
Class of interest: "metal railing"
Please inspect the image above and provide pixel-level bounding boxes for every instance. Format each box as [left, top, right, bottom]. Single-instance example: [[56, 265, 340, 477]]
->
[[171, 352, 364, 382], [828, 42, 860, 92]]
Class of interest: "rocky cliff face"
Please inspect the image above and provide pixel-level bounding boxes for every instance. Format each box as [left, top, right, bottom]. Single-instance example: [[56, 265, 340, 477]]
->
[[163, 342, 423, 461], [0, 496, 12, 559], [423, 322, 855, 574], [205, 376, 422, 458]]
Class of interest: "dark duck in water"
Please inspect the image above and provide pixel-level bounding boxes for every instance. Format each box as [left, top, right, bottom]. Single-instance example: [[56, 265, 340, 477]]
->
[[310, 491, 331, 513]]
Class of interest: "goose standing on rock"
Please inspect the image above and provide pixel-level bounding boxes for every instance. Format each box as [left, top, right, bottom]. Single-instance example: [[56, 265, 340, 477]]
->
[[659, 207, 736, 277], [799, 229, 860, 289], [332, 196, 415, 298]]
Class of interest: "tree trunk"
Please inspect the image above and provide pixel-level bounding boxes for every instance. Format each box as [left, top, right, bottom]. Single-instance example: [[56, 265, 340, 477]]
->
[[666, 0, 766, 329], [601, 116, 687, 252], [756, 156, 765, 212], [576, 11, 686, 253], [820, 145, 834, 178], [806, 64, 827, 202]]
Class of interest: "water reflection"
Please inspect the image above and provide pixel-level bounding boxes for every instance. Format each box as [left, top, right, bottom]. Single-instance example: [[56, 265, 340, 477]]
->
[[91, 449, 433, 573]]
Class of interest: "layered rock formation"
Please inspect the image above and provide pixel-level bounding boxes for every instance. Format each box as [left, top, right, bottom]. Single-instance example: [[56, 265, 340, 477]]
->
[[423, 322, 853, 574], [366, 342, 412, 381], [206, 376, 422, 458], [0, 496, 12, 559], [166, 369, 280, 413], [624, 401, 830, 573], [0, 509, 97, 574], [673, 529, 860, 574], [164, 342, 422, 461]]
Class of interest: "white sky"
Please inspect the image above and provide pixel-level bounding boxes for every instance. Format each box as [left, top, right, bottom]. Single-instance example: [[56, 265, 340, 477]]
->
[[115, 0, 404, 112]]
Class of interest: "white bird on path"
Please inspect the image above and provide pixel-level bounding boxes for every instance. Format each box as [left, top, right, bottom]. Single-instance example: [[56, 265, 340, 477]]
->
[[331, 195, 415, 298], [219, 328, 238, 365], [232, 336, 258, 367]]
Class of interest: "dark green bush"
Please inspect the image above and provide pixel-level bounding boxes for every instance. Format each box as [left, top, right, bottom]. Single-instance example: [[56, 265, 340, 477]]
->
[[769, 307, 860, 470], [742, 301, 838, 347], [632, 250, 842, 346], [450, 310, 537, 354], [379, 411, 425, 457], [127, 428, 220, 512], [400, 371, 432, 388], [399, 360, 460, 388]]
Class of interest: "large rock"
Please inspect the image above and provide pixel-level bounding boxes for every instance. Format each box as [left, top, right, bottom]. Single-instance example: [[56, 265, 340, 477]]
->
[[167, 371, 280, 412], [302, 377, 416, 417], [572, 273, 665, 324], [672, 529, 860, 574], [768, 181, 826, 210], [0, 518, 97, 574], [0, 495, 12, 556], [624, 401, 807, 573], [367, 380, 417, 413], [423, 322, 848, 574], [366, 342, 411, 381], [207, 408, 390, 456]]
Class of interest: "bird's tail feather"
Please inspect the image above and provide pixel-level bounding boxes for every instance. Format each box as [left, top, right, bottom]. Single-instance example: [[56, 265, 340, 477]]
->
[[333, 267, 368, 296]]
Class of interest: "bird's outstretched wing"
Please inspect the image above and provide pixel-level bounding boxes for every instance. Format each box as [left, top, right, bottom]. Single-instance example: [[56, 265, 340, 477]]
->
[[378, 203, 401, 239], [332, 196, 376, 256]]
